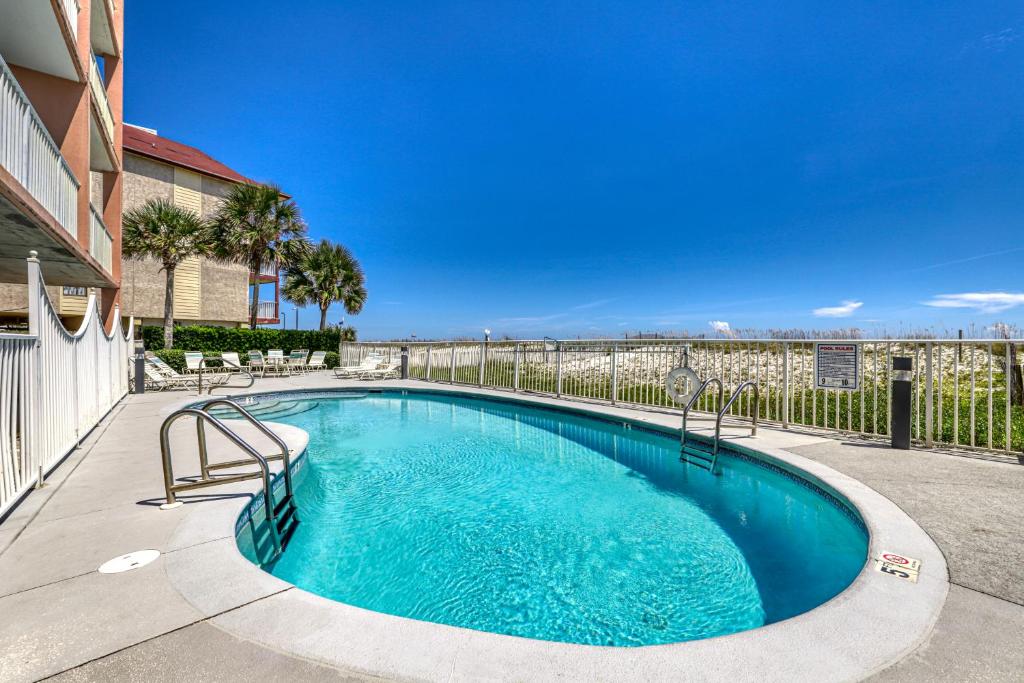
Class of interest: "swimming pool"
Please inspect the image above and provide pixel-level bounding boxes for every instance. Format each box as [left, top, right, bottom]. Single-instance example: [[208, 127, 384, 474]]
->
[[231, 390, 868, 647]]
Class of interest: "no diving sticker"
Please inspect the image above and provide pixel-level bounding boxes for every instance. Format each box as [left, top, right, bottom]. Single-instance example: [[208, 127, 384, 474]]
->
[[873, 551, 922, 583]]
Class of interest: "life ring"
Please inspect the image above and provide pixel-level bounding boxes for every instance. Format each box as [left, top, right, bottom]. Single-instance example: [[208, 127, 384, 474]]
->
[[666, 366, 701, 404]]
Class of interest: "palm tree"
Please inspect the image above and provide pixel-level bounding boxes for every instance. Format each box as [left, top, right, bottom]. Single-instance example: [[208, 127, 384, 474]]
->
[[122, 199, 213, 348], [283, 239, 367, 330], [211, 183, 310, 329]]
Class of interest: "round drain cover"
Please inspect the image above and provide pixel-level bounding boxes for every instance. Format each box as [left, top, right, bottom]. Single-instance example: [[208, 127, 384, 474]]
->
[[98, 549, 160, 574]]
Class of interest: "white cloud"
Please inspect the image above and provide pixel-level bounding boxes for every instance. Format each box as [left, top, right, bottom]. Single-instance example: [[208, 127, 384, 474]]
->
[[708, 320, 734, 337], [572, 297, 617, 311], [924, 292, 1024, 314], [813, 300, 863, 318]]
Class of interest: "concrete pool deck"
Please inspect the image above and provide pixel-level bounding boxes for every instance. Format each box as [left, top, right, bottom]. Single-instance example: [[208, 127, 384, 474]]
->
[[0, 374, 1021, 681]]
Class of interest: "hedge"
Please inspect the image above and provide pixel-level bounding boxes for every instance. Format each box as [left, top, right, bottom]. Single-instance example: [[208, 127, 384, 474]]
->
[[142, 325, 355, 354], [154, 349, 340, 372]]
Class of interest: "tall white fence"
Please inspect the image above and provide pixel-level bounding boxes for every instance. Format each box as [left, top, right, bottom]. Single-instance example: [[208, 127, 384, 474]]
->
[[342, 338, 1024, 457], [0, 255, 132, 518], [0, 54, 79, 238]]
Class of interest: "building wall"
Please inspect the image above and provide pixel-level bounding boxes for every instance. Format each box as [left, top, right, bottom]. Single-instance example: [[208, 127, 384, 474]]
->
[[119, 152, 249, 326]]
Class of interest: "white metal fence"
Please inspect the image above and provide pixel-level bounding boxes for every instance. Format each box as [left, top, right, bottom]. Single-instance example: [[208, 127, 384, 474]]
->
[[0, 54, 79, 238], [0, 255, 133, 518], [341, 338, 1024, 457]]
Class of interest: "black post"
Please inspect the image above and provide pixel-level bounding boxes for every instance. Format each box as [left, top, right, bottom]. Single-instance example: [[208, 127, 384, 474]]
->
[[133, 340, 146, 394], [400, 346, 409, 379], [891, 356, 912, 449]]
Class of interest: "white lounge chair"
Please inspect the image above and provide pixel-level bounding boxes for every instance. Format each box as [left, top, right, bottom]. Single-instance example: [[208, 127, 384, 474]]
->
[[358, 359, 401, 380], [145, 356, 199, 390], [333, 354, 383, 378], [306, 351, 327, 371], [221, 352, 244, 369]]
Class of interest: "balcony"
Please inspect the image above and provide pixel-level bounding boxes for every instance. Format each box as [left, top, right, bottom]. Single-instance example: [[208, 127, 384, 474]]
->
[[0, 0, 82, 82], [88, 54, 117, 172], [91, 0, 119, 57], [252, 260, 278, 282], [89, 205, 112, 274], [252, 300, 280, 324]]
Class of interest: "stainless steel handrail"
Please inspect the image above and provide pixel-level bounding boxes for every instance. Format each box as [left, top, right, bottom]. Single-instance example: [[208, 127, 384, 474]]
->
[[680, 377, 724, 451], [714, 380, 759, 457], [159, 408, 279, 552], [197, 356, 255, 395], [199, 399, 294, 500]]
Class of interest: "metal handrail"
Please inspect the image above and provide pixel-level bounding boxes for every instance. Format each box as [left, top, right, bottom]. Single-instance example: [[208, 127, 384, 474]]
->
[[714, 380, 759, 456], [197, 356, 254, 395], [199, 399, 294, 501], [681, 377, 724, 451], [159, 408, 279, 551]]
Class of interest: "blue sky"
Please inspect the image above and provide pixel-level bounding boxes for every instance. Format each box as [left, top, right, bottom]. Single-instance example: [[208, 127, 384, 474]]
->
[[126, 1, 1023, 339]]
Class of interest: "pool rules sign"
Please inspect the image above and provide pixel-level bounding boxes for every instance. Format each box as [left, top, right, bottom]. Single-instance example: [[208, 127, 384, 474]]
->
[[814, 343, 860, 390]]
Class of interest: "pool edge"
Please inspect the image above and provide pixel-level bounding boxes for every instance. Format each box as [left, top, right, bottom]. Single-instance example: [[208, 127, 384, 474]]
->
[[164, 384, 949, 682]]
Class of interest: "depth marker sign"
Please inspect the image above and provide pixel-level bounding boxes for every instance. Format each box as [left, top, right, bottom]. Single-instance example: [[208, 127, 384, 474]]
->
[[873, 551, 922, 583], [814, 343, 860, 390]]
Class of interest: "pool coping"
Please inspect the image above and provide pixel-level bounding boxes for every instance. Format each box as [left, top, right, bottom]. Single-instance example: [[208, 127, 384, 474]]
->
[[163, 384, 949, 682]]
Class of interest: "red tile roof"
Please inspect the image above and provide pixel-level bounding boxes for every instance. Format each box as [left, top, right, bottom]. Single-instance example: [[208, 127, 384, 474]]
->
[[123, 124, 256, 186]]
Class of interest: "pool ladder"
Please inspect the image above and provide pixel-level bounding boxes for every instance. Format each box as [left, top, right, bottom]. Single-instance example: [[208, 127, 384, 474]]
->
[[680, 380, 759, 474], [158, 399, 300, 559]]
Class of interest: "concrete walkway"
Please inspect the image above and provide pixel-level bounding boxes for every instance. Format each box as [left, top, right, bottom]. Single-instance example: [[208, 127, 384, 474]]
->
[[787, 439, 1024, 682], [0, 375, 1020, 681]]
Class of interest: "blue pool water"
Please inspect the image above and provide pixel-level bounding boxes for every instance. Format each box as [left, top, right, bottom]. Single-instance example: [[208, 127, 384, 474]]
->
[[233, 391, 868, 646]]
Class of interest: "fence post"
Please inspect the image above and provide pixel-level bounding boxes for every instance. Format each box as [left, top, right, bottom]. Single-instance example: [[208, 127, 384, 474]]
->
[[782, 342, 790, 428], [556, 341, 563, 397], [513, 343, 520, 391], [450, 345, 456, 384], [925, 342, 934, 447], [1006, 342, 1012, 453], [478, 341, 486, 387], [425, 343, 432, 381], [610, 343, 618, 404], [26, 252, 42, 487]]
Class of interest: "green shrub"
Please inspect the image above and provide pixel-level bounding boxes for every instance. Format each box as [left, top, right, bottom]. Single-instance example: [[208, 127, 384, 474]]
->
[[142, 325, 356, 353], [153, 349, 186, 373], [324, 351, 339, 369]]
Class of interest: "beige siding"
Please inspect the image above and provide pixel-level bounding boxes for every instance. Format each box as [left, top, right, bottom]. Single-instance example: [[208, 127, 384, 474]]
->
[[172, 257, 201, 320], [59, 289, 89, 316], [173, 167, 203, 214], [118, 152, 251, 326]]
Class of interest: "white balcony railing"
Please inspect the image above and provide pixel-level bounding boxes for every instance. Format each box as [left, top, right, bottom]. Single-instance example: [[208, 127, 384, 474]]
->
[[60, 0, 80, 41], [89, 54, 115, 145], [0, 56, 79, 238], [89, 205, 112, 273], [255, 300, 278, 320], [255, 260, 277, 277]]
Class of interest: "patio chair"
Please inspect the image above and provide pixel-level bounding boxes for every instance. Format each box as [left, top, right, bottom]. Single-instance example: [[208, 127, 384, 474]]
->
[[221, 351, 244, 370], [333, 354, 383, 378], [247, 350, 267, 378], [288, 349, 309, 374], [267, 349, 289, 376], [358, 359, 401, 380], [306, 351, 327, 371]]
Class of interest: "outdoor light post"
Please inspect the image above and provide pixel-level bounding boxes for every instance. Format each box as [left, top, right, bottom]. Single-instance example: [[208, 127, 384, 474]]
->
[[891, 357, 912, 450]]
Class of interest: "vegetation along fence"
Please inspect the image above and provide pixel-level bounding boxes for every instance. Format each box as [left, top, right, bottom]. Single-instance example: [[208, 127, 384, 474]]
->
[[0, 255, 133, 518], [341, 338, 1024, 456]]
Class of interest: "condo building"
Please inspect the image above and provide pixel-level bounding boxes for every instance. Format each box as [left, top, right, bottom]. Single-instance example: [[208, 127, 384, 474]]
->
[[0, 0, 280, 330], [0, 0, 123, 328], [118, 124, 281, 327]]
